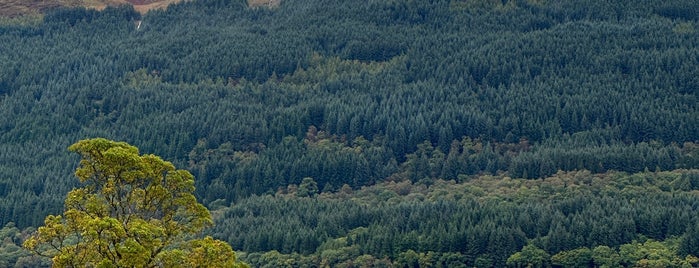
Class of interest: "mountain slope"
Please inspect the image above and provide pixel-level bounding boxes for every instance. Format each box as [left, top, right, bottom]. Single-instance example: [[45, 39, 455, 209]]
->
[[0, 0, 696, 230]]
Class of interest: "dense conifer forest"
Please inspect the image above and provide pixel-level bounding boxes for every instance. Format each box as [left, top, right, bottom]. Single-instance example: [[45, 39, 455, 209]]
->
[[0, 0, 697, 266]]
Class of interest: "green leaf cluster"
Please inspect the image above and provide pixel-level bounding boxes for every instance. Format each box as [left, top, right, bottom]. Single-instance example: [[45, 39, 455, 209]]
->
[[23, 138, 246, 267]]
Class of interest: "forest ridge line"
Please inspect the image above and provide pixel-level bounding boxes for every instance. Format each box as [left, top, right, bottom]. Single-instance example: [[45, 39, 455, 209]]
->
[[0, 0, 280, 17]]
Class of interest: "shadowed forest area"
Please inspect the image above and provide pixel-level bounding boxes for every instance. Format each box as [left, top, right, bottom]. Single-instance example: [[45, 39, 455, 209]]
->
[[0, 0, 697, 266]]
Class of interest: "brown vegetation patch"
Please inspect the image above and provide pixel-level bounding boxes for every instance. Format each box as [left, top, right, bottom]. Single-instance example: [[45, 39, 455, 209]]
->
[[248, 0, 281, 8], [124, 0, 160, 4], [0, 0, 186, 17], [0, 0, 75, 17], [126, 0, 185, 13]]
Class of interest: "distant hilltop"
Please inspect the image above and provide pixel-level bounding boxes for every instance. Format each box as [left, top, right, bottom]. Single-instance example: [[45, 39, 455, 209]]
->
[[0, 0, 281, 17], [0, 0, 185, 17]]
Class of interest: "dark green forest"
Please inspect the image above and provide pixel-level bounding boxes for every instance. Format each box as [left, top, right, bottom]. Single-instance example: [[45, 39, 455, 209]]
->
[[211, 170, 699, 267], [0, 0, 697, 266]]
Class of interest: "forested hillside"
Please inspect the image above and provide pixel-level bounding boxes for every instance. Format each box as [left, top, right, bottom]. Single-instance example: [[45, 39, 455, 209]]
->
[[0, 0, 697, 266], [210, 170, 699, 267]]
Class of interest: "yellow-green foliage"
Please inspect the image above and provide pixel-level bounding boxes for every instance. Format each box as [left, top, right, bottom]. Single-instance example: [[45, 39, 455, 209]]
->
[[547, 238, 699, 267], [673, 22, 695, 34], [282, 53, 400, 87], [23, 138, 247, 267]]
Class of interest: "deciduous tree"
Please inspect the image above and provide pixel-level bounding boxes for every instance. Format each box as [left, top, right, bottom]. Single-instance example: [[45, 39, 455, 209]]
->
[[23, 138, 247, 268]]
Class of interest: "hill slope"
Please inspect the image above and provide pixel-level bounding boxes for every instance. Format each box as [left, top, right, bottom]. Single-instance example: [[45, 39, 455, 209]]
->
[[0, 0, 696, 266], [0, 0, 185, 16], [0, 0, 696, 231]]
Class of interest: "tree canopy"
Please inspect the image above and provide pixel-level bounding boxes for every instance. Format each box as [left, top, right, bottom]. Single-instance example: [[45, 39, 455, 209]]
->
[[23, 138, 246, 267], [0, 0, 697, 229], [0, 0, 697, 266]]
